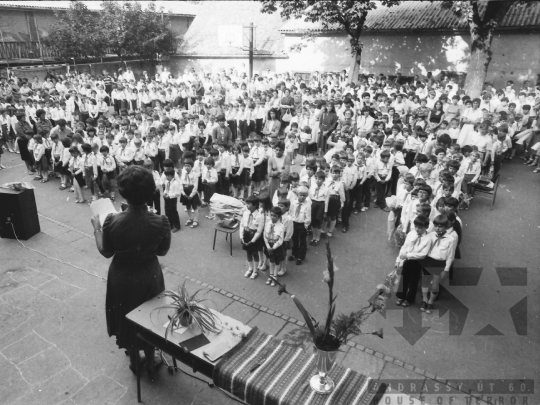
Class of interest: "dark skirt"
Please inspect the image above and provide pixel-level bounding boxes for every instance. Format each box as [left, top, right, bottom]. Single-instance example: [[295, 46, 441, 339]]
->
[[240, 168, 251, 187], [311, 200, 325, 228], [45, 149, 52, 169], [230, 167, 241, 186], [308, 142, 318, 154], [17, 138, 30, 162], [204, 183, 216, 203], [327, 195, 341, 218], [297, 142, 308, 156], [242, 229, 264, 252], [74, 172, 86, 187], [105, 256, 165, 350], [54, 156, 64, 174], [260, 158, 269, 177], [252, 163, 265, 182], [179, 185, 201, 209]]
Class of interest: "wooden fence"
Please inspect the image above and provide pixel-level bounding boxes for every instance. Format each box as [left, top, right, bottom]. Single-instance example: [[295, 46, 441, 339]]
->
[[0, 41, 61, 60]]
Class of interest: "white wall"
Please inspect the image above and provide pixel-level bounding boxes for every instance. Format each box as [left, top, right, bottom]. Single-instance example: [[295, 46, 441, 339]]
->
[[280, 31, 540, 88], [170, 57, 278, 76]]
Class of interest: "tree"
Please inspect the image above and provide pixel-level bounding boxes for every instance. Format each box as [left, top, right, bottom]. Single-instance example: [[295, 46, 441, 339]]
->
[[47, 1, 104, 59], [259, 0, 399, 83], [47, 1, 177, 62], [98, 1, 177, 60], [442, 1, 527, 97]]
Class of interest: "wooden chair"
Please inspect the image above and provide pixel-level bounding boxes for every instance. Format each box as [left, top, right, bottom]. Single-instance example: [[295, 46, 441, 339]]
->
[[212, 223, 239, 256], [472, 174, 500, 210]]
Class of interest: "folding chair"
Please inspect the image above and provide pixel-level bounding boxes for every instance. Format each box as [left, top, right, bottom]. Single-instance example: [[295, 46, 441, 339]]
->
[[472, 174, 500, 210]]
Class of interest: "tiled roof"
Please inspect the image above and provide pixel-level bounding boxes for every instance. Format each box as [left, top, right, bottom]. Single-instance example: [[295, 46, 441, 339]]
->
[[178, 1, 285, 57], [279, 1, 540, 33], [0, 2, 198, 17]]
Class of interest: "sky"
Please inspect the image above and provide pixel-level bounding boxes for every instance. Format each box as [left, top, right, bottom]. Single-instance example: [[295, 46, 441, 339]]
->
[[0, 1, 200, 15]]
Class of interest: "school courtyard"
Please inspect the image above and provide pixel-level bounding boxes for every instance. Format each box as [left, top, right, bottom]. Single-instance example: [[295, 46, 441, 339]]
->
[[0, 150, 538, 405]]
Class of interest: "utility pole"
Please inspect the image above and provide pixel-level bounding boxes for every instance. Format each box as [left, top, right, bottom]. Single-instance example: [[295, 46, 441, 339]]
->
[[248, 22, 254, 80]]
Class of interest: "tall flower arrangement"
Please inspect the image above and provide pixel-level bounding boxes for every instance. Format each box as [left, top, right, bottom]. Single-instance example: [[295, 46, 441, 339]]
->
[[271, 241, 397, 351]]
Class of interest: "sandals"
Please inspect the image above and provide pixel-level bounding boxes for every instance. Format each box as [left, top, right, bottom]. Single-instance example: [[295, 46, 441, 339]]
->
[[244, 269, 253, 278], [190, 221, 199, 228], [33, 176, 43, 180], [395, 298, 404, 306], [40, 179, 49, 183], [59, 184, 67, 190], [266, 278, 272, 285], [270, 280, 276, 287], [401, 300, 410, 307], [250, 271, 258, 280], [534, 168, 540, 173], [185, 219, 193, 226]]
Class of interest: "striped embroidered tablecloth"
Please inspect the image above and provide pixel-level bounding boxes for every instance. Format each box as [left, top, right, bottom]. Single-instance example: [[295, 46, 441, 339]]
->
[[213, 329, 385, 405]]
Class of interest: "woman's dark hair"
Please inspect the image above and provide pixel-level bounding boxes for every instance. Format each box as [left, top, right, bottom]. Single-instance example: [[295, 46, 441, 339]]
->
[[81, 143, 92, 153], [257, 191, 272, 211], [116, 166, 156, 206], [268, 108, 279, 120]]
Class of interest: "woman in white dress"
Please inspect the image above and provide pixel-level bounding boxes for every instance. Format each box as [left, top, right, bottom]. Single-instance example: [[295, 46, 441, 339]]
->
[[309, 102, 322, 146], [457, 98, 483, 147]]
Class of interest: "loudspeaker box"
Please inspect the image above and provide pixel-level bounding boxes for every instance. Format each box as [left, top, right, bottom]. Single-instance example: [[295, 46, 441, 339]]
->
[[0, 188, 40, 240]]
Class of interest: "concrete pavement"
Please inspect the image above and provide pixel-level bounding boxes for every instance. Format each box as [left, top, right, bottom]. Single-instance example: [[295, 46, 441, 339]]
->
[[1, 149, 538, 405]]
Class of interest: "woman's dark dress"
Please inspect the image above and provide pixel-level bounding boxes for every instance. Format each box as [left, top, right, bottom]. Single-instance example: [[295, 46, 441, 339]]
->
[[318, 111, 339, 151], [102, 205, 171, 350]]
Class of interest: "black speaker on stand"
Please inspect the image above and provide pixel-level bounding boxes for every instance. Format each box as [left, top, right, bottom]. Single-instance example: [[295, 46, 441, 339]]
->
[[0, 188, 40, 240]]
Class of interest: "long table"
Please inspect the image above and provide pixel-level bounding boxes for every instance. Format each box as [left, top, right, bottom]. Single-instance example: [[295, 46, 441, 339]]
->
[[127, 294, 387, 405]]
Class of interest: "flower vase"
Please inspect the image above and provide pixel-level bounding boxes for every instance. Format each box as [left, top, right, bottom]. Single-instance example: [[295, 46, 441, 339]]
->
[[310, 346, 338, 394]]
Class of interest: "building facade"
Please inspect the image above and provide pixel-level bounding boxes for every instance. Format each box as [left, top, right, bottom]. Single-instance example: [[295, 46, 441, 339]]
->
[[277, 2, 540, 88]]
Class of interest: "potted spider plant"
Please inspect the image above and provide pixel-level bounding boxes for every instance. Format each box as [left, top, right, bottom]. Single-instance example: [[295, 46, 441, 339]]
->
[[270, 241, 397, 394], [158, 282, 222, 341]]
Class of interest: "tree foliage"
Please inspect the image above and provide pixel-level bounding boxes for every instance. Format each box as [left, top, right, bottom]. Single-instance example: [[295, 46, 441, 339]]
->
[[259, 0, 399, 82], [98, 1, 177, 59], [260, 0, 399, 55], [442, 1, 517, 54], [47, 0, 178, 61], [47, 1, 104, 59]]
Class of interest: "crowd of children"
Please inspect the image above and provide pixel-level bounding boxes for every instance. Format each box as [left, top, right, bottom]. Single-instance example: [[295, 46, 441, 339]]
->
[[1, 67, 539, 300]]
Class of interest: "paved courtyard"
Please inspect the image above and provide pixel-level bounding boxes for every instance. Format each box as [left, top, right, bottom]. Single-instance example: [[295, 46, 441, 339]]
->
[[0, 150, 538, 405]]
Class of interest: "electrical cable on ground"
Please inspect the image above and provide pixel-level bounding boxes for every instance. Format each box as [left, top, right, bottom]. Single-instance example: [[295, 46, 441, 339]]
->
[[9, 222, 107, 282]]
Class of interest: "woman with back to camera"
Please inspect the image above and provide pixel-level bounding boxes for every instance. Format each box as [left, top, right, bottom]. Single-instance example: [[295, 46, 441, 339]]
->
[[91, 165, 171, 375]]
